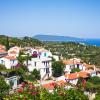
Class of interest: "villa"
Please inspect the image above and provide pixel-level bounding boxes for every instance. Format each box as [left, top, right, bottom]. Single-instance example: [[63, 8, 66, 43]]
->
[[0, 55, 18, 69], [63, 58, 86, 74]]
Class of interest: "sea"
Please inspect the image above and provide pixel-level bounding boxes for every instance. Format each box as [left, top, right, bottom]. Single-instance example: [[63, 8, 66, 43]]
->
[[79, 39, 100, 47]]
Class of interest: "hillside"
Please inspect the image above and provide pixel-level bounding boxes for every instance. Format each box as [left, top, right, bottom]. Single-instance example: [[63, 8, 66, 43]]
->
[[44, 41, 100, 66], [34, 35, 83, 42], [0, 35, 43, 47]]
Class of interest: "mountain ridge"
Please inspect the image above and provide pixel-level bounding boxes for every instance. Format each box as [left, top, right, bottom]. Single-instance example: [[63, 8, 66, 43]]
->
[[33, 34, 100, 46], [33, 35, 85, 42]]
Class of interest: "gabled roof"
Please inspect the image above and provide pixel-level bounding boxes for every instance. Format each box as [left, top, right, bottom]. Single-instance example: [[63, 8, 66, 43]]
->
[[42, 82, 56, 90], [65, 73, 78, 80], [0, 44, 5, 49], [83, 63, 94, 69], [42, 80, 66, 90], [0, 49, 7, 53], [63, 59, 81, 65], [65, 71, 89, 80], [9, 50, 17, 54], [78, 71, 89, 78], [4, 55, 16, 60], [56, 80, 66, 86]]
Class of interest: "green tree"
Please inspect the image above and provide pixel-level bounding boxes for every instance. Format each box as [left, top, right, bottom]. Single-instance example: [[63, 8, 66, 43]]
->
[[86, 76, 100, 93], [71, 68, 80, 73], [6, 36, 10, 50], [0, 64, 6, 70], [32, 69, 40, 80], [0, 76, 10, 99], [94, 92, 100, 100], [52, 61, 65, 77]]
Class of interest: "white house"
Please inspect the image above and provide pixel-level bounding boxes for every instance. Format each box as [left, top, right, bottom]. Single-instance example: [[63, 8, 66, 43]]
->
[[8, 46, 20, 57], [0, 55, 18, 69], [28, 47, 52, 58], [27, 57, 52, 80], [0, 49, 8, 57], [65, 71, 89, 85], [63, 58, 86, 74]]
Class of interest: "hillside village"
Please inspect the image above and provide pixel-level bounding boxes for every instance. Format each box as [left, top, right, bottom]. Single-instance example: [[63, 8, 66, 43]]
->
[[0, 41, 100, 99]]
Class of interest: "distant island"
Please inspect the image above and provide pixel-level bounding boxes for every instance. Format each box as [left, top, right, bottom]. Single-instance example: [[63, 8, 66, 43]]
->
[[34, 35, 100, 46]]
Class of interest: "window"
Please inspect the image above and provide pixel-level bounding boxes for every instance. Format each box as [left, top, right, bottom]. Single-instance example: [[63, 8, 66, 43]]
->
[[44, 53, 46, 57], [43, 62, 45, 65], [12, 60, 14, 63], [34, 62, 36, 66], [1, 60, 4, 64], [46, 62, 48, 66], [46, 68, 49, 73]]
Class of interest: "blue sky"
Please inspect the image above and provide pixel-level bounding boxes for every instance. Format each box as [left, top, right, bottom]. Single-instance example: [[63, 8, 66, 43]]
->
[[0, 0, 100, 38]]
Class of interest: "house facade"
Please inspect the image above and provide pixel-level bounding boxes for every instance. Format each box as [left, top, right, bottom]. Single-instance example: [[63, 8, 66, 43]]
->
[[27, 57, 52, 80], [63, 58, 86, 74], [0, 55, 18, 69]]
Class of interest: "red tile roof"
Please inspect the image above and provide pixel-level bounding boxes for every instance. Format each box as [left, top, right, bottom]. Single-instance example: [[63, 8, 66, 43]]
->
[[0, 44, 5, 49], [9, 51, 17, 54], [42, 80, 66, 90], [0, 49, 7, 53], [78, 71, 89, 78], [56, 80, 66, 86], [63, 59, 81, 65], [4, 55, 16, 60], [65, 73, 78, 80], [65, 71, 89, 80], [83, 63, 94, 69], [42, 82, 56, 90]]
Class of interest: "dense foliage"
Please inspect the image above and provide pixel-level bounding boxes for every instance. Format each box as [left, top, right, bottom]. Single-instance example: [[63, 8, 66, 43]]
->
[[4, 82, 88, 100], [44, 42, 100, 66], [52, 61, 65, 77], [71, 68, 80, 73], [31, 69, 40, 80], [86, 76, 100, 93], [0, 76, 10, 99], [94, 92, 100, 100], [0, 35, 43, 47]]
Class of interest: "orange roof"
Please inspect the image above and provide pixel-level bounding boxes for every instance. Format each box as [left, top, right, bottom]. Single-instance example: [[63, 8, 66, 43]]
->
[[42, 80, 66, 90], [4, 55, 16, 60], [78, 71, 89, 78], [56, 80, 66, 86], [39, 49, 48, 52], [65, 71, 89, 80], [0, 44, 5, 49], [0, 49, 7, 53], [63, 59, 81, 65], [42, 82, 56, 90], [83, 63, 94, 69], [9, 51, 17, 54], [65, 73, 78, 79]]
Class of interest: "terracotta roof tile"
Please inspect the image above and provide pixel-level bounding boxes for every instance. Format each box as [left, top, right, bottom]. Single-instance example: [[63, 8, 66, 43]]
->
[[0, 49, 7, 53], [78, 71, 89, 78], [65, 71, 89, 79], [63, 59, 81, 65], [4, 55, 16, 60], [42, 82, 56, 90], [0, 45, 5, 49], [65, 73, 78, 79], [56, 80, 66, 86], [9, 51, 17, 54], [83, 63, 94, 69]]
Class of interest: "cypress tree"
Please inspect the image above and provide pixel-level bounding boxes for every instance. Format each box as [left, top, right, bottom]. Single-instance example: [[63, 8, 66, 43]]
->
[[6, 36, 9, 50]]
